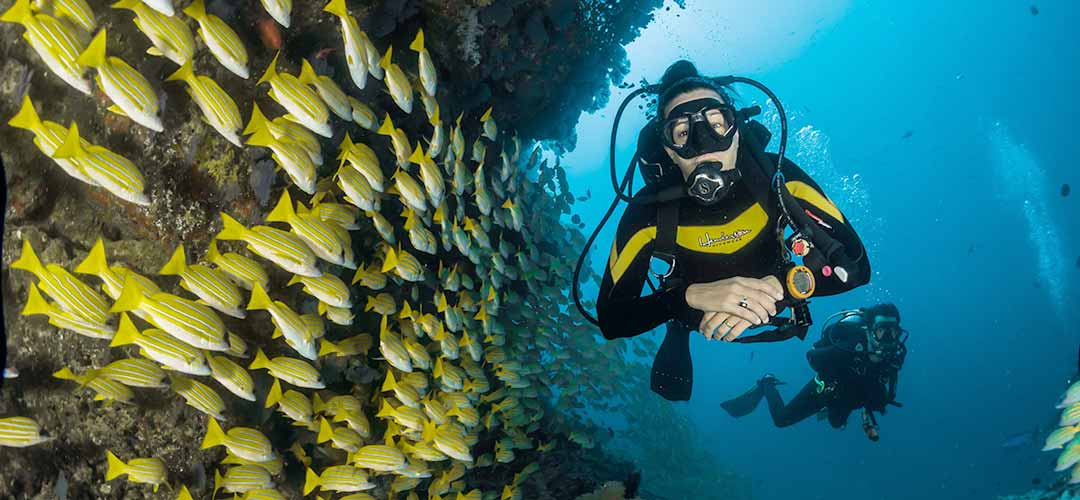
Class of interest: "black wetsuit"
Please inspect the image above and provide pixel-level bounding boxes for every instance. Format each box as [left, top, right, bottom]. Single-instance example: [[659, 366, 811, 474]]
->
[[763, 317, 906, 428], [595, 146, 871, 340]]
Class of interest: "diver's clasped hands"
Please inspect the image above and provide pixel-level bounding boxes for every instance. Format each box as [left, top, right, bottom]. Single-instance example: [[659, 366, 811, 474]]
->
[[685, 276, 784, 341]]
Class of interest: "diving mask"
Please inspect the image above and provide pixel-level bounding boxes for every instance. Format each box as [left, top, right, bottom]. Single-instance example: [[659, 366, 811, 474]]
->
[[659, 98, 738, 159]]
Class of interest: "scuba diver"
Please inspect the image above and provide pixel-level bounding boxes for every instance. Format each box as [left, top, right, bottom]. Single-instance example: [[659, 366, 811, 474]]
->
[[721, 304, 907, 441], [578, 60, 871, 401]]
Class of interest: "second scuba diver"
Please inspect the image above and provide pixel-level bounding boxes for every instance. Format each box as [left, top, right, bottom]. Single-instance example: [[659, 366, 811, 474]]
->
[[591, 60, 871, 400], [721, 304, 908, 441]]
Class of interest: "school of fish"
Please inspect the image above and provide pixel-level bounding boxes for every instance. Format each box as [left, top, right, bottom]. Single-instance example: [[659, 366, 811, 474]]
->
[[0, 0, 619, 498]]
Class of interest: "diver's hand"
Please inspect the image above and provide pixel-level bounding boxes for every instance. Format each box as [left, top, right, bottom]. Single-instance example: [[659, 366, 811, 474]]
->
[[699, 312, 753, 342], [685, 276, 784, 325]]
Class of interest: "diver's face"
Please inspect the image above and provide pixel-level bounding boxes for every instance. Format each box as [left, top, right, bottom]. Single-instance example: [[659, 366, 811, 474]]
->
[[662, 88, 740, 181]]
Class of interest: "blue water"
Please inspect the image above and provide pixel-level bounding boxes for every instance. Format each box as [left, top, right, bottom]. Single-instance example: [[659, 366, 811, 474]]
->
[[566, 1, 1080, 498]]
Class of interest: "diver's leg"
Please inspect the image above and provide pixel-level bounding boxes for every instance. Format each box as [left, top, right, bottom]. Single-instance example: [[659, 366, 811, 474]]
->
[[827, 405, 854, 429], [763, 379, 828, 428]]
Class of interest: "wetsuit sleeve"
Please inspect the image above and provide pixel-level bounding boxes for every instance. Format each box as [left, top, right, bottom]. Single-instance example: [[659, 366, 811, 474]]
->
[[774, 155, 872, 295], [595, 205, 703, 340]]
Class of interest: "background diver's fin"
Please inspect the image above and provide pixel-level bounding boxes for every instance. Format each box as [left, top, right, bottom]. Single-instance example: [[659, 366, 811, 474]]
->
[[720, 383, 766, 418], [650, 320, 693, 401]]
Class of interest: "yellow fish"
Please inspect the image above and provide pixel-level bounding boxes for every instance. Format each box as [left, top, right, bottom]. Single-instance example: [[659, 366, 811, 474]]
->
[[376, 114, 413, 167], [351, 261, 387, 290], [257, 52, 331, 137], [112, 313, 210, 375], [323, 0, 368, 89], [378, 46, 413, 114], [160, 243, 244, 318], [1, 0, 90, 94], [105, 451, 167, 492], [249, 348, 325, 389], [316, 417, 362, 453], [288, 273, 351, 309], [213, 466, 274, 496], [299, 59, 351, 120], [381, 245, 424, 282], [0, 416, 52, 448], [95, 357, 167, 388], [265, 378, 314, 425], [339, 133, 385, 191], [367, 210, 396, 245], [75, 238, 161, 313], [304, 465, 373, 495], [390, 167, 427, 213], [420, 91, 438, 122], [168, 373, 226, 419], [348, 96, 378, 130], [450, 113, 465, 160], [377, 315, 412, 372], [359, 30, 383, 80], [165, 61, 242, 146], [403, 210, 437, 255], [244, 104, 318, 193], [33, 0, 96, 32], [183, 0, 248, 78], [53, 367, 134, 403], [202, 418, 278, 463], [110, 277, 229, 351], [208, 354, 255, 401], [318, 301, 354, 326], [318, 334, 372, 357], [266, 190, 352, 268], [381, 369, 421, 408], [409, 29, 436, 96], [259, 0, 290, 27], [480, 106, 497, 141], [111, 0, 194, 65], [78, 28, 163, 132], [8, 95, 95, 185], [248, 283, 317, 360], [12, 239, 110, 324], [50, 123, 149, 205], [22, 282, 113, 339], [269, 114, 323, 165], [408, 142, 445, 209], [205, 239, 270, 291], [218, 212, 321, 277], [348, 443, 406, 472], [427, 104, 446, 159]]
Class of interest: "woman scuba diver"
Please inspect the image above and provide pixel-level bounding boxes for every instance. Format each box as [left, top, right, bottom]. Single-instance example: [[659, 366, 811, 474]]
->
[[578, 60, 872, 400]]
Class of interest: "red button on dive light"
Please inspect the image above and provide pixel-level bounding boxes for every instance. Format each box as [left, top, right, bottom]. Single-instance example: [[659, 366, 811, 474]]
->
[[791, 239, 809, 256]]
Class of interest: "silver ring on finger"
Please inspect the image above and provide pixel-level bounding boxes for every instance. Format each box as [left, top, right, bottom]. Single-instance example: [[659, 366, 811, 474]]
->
[[738, 296, 750, 309]]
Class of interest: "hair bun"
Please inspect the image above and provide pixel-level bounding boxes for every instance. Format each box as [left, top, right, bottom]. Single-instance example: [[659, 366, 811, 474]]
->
[[660, 60, 701, 88]]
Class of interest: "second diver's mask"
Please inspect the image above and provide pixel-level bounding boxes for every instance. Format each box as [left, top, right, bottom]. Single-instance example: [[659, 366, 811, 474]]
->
[[660, 97, 741, 205], [867, 315, 905, 356]]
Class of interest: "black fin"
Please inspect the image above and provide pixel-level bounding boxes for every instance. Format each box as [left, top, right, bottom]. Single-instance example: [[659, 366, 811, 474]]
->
[[720, 382, 765, 417], [651, 321, 692, 401]]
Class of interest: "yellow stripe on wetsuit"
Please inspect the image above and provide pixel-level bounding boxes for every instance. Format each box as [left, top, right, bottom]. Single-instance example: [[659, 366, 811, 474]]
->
[[785, 181, 844, 223], [608, 203, 769, 286]]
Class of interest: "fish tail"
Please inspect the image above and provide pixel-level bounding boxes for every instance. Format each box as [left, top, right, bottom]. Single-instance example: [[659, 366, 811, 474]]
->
[[74, 238, 110, 277], [379, 45, 393, 70], [434, 357, 444, 378], [322, 0, 347, 17], [7, 95, 43, 133], [409, 29, 425, 53], [303, 467, 321, 495], [381, 246, 398, 273], [381, 369, 397, 391], [200, 417, 226, 450], [256, 51, 280, 87], [318, 339, 341, 357], [364, 296, 375, 312], [376, 113, 394, 136], [246, 283, 272, 311], [206, 238, 222, 263], [249, 348, 271, 371], [11, 240, 47, 280], [212, 469, 223, 500], [51, 122, 86, 160], [52, 367, 78, 381], [159, 244, 188, 276], [104, 450, 128, 480], [110, 313, 139, 347], [298, 59, 318, 85], [270, 326, 282, 339], [109, 276, 146, 313], [481, 106, 492, 122], [77, 29, 109, 69], [178, 485, 194, 500], [265, 378, 282, 409], [375, 399, 394, 418], [165, 60, 196, 84], [110, 0, 141, 11], [181, 0, 206, 20], [408, 143, 424, 164], [265, 189, 296, 223], [0, 0, 32, 24], [21, 282, 55, 317], [216, 212, 249, 242], [311, 392, 325, 413], [501, 199, 514, 209], [316, 417, 332, 443]]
